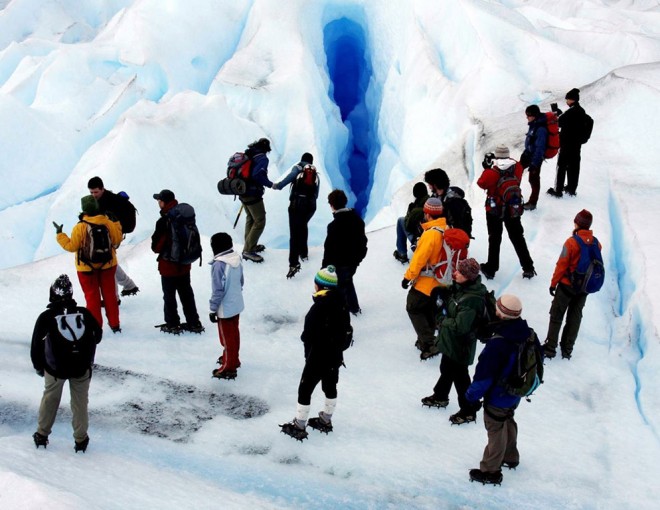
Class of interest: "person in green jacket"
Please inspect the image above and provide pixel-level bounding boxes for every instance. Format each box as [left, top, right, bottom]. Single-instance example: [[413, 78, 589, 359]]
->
[[421, 258, 488, 425]]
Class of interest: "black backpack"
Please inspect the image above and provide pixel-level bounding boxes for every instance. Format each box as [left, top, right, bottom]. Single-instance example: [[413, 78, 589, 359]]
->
[[503, 329, 544, 400], [443, 187, 473, 237], [44, 307, 97, 378], [164, 203, 202, 265], [473, 290, 498, 342], [291, 164, 319, 198], [78, 221, 113, 266], [114, 191, 137, 234], [218, 152, 253, 195], [581, 113, 594, 144]]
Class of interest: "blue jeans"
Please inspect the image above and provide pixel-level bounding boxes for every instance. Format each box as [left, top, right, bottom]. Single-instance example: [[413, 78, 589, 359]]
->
[[396, 216, 415, 254]]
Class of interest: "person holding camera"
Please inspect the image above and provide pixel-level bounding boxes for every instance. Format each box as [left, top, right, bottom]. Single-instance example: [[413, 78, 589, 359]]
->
[[547, 88, 590, 198], [477, 145, 535, 280]]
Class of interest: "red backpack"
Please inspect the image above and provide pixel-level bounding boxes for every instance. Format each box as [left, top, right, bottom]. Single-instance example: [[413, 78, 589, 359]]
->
[[227, 152, 252, 180], [544, 112, 560, 159], [423, 227, 470, 286]]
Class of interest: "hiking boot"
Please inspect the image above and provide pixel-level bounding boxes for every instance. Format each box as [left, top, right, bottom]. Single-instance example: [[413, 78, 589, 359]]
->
[[546, 187, 562, 198], [286, 264, 301, 279], [300, 256, 309, 263], [307, 412, 333, 434], [254, 244, 266, 253], [74, 436, 89, 453], [242, 251, 264, 263], [501, 460, 519, 470], [120, 286, 140, 297], [469, 469, 503, 485], [543, 343, 557, 359], [33, 432, 49, 449], [449, 409, 476, 425], [160, 324, 183, 335], [182, 322, 205, 334], [279, 419, 308, 442], [421, 395, 449, 408], [480, 263, 495, 280], [522, 269, 537, 279], [111, 326, 122, 334], [565, 189, 577, 197], [351, 308, 362, 317], [393, 250, 409, 264], [212, 368, 237, 380], [420, 346, 441, 361], [522, 202, 536, 211], [561, 350, 572, 360]]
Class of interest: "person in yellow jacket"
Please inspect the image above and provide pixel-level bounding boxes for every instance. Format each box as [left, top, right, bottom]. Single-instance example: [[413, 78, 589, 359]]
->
[[402, 197, 446, 359], [54, 195, 123, 332]]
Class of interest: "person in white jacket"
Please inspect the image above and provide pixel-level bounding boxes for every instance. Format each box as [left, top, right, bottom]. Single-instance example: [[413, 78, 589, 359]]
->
[[208, 233, 244, 380]]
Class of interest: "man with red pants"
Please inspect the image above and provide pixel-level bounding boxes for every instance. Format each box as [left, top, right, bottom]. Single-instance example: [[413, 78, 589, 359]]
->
[[54, 195, 123, 332], [209, 233, 244, 380]]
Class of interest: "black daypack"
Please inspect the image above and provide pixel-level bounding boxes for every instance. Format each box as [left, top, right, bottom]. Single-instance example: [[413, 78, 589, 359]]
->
[[114, 191, 137, 234], [503, 329, 544, 400], [78, 221, 112, 266], [165, 203, 202, 265], [581, 113, 594, 144], [443, 187, 473, 237], [44, 308, 96, 377], [291, 164, 319, 198], [570, 234, 604, 294], [474, 290, 498, 342]]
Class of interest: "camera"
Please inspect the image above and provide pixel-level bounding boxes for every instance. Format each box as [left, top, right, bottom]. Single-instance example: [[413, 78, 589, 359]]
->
[[551, 102, 558, 112], [482, 152, 495, 169]]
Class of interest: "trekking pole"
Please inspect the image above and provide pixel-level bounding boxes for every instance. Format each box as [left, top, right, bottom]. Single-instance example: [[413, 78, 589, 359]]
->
[[233, 205, 244, 229]]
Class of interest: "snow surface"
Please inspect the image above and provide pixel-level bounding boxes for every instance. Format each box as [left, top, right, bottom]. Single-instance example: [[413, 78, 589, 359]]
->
[[1, 0, 660, 508]]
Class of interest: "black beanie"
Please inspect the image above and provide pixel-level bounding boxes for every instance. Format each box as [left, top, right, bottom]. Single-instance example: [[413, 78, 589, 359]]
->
[[211, 233, 233, 255], [50, 274, 73, 302], [565, 88, 580, 101], [525, 104, 541, 117], [301, 152, 313, 164]]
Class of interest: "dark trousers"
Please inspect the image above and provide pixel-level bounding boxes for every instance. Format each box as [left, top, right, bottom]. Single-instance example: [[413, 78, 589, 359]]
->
[[545, 283, 588, 356], [433, 354, 472, 411], [336, 265, 360, 314], [406, 287, 437, 349], [555, 147, 582, 193], [485, 214, 534, 273], [527, 164, 542, 205], [161, 273, 199, 326], [481, 405, 519, 472], [297, 362, 339, 406], [288, 197, 316, 266]]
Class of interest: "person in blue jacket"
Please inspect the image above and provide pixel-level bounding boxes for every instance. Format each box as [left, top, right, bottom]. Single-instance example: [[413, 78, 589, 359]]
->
[[520, 105, 548, 211], [465, 294, 537, 485], [240, 138, 274, 263]]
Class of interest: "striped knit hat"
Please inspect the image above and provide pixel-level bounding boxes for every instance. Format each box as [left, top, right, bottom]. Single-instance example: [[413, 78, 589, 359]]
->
[[423, 197, 444, 217], [315, 265, 339, 288], [496, 294, 522, 320]]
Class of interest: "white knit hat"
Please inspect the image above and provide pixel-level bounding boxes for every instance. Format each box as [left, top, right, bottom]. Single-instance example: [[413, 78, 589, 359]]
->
[[496, 294, 522, 319]]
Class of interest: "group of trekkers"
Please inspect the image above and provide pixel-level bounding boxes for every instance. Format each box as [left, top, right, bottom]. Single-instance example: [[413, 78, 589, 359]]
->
[[30, 88, 600, 488]]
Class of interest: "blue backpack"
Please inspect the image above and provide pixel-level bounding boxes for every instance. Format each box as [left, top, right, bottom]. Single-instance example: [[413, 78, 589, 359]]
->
[[571, 234, 604, 294]]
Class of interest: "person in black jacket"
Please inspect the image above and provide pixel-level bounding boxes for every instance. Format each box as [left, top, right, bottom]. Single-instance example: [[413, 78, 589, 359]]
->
[[88, 176, 139, 297], [31, 274, 102, 452], [322, 189, 368, 315], [280, 266, 352, 440], [547, 88, 589, 197]]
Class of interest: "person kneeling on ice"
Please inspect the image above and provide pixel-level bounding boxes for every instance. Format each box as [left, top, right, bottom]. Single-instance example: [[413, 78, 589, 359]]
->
[[209, 233, 244, 380], [280, 265, 352, 441], [465, 294, 540, 486]]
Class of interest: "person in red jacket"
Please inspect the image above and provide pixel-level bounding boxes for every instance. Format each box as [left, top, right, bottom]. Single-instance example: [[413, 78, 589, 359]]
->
[[543, 209, 601, 359], [477, 145, 535, 280]]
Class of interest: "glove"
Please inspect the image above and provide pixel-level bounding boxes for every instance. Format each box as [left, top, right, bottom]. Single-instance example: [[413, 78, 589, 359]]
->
[[271, 183, 279, 190], [52, 221, 63, 234], [549, 286, 556, 296], [36, 369, 44, 377], [209, 312, 218, 323], [471, 400, 483, 413], [482, 152, 494, 169], [401, 278, 411, 289]]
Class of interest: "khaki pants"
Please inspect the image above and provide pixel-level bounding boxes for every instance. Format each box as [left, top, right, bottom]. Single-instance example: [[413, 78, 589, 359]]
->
[[480, 405, 519, 472], [241, 198, 266, 253], [37, 370, 91, 442]]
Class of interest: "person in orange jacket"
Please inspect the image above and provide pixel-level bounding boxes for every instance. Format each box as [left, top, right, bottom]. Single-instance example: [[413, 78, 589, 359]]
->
[[543, 209, 601, 359], [55, 195, 123, 332], [402, 197, 446, 359]]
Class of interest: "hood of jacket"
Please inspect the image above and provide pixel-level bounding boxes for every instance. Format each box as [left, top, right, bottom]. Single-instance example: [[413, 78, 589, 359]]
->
[[211, 249, 242, 268]]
